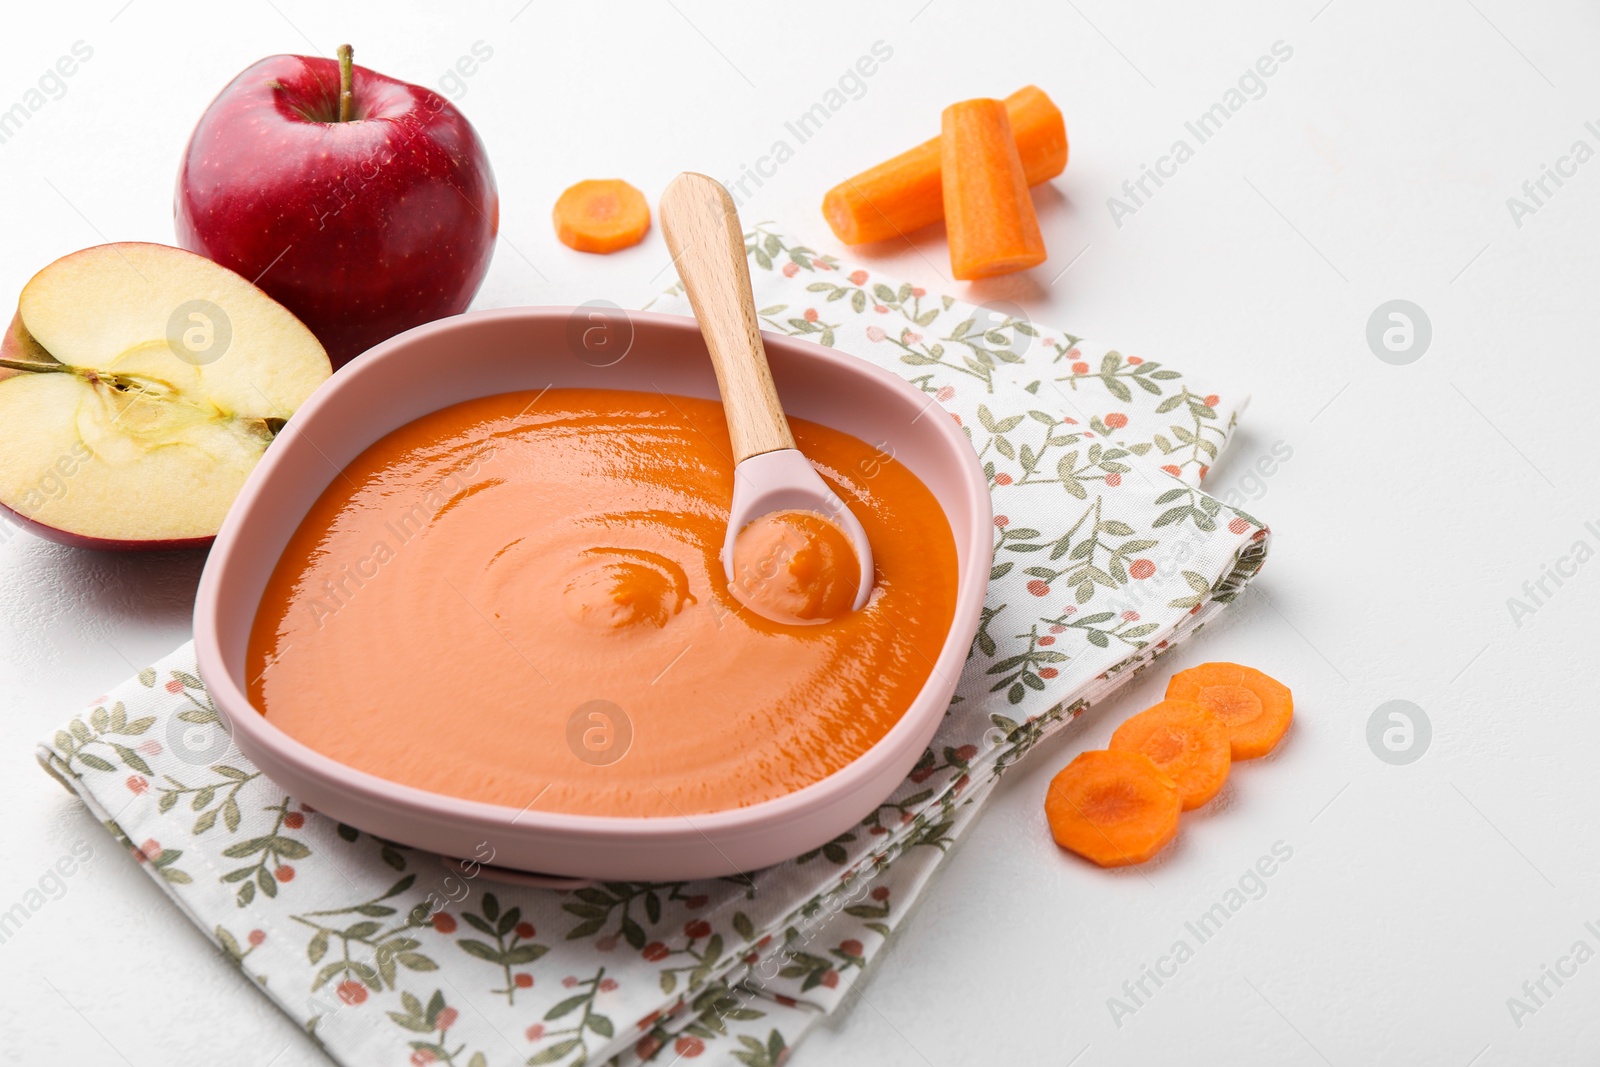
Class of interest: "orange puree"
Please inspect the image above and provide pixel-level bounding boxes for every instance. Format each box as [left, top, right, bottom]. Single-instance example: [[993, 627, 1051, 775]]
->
[[247, 388, 957, 817], [730, 510, 860, 625]]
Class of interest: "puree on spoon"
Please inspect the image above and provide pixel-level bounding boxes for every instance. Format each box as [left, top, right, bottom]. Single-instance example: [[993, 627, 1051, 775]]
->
[[728, 509, 862, 625], [247, 387, 957, 817]]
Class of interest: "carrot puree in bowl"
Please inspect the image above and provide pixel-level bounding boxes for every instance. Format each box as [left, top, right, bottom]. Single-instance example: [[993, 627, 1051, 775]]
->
[[247, 387, 958, 817]]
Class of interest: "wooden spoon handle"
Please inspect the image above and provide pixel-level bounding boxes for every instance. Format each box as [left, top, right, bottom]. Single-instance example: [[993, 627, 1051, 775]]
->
[[659, 172, 795, 464]]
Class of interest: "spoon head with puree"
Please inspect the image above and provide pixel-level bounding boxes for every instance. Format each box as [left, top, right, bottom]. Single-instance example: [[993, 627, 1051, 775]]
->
[[723, 446, 874, 625]]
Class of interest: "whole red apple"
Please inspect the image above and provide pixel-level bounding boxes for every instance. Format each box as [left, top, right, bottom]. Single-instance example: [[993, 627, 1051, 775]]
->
[[175, 46, 497, 367]]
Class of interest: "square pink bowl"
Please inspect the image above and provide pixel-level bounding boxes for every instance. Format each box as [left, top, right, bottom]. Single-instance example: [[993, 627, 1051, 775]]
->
[[193, 307, 992, 880]]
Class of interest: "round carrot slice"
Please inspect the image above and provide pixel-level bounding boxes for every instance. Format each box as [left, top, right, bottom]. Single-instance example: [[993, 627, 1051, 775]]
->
[[1109, 699, 1231, 810], [1044, 749, 1180, 867], [553, 179, 651, 253], [1166, 662, 1292, 760]]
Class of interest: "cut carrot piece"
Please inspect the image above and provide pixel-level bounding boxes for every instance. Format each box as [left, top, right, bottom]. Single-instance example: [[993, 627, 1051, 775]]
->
[[1166, 663, 1293, 760], [940, 99, 1047, 280], [1109, 699, 1231, 811], [553, 179, 651, 253], [821, 86, 1067, 245], [1044, 749, 1180, 867]]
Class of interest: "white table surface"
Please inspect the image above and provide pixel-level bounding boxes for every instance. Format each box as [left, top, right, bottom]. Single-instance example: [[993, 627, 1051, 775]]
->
[[5, 1, 1598, 1063]]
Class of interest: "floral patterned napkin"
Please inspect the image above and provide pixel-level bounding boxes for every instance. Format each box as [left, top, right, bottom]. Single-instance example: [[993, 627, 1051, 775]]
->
[[37, 226, 1269, 1067]]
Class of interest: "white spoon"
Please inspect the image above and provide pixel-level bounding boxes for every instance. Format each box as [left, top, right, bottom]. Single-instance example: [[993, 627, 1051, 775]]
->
[[658, 172, 873, 619]]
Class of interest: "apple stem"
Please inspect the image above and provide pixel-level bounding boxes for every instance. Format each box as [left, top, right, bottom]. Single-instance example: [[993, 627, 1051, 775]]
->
[[337, 44, 354, 122], [0, 358, 66, 375]]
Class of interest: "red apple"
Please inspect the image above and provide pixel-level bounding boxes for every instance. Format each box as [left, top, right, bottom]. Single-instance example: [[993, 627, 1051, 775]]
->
[[174, 46, 498, 367], [0, 243, 331, 549]]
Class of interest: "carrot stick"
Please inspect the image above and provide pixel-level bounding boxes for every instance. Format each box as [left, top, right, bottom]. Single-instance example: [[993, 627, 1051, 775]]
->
[[821, 86, 1066, 245], [1166, 663, 1293, 760], [1109, 699, 1231, 810], [940, 98, 1047, 280], [553, 179, 651, 254], [1044, 749, 1180, 867]]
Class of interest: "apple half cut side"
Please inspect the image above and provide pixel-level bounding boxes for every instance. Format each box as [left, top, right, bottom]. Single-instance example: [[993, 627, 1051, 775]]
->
[[0, 242, 331, 549]]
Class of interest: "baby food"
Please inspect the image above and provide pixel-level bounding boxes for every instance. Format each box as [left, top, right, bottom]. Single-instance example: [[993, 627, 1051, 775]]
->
[[248, 388, 957, 817]]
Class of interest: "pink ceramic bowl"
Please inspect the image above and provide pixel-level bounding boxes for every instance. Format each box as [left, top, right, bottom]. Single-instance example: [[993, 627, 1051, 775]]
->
[[193, 308, 991, 880]]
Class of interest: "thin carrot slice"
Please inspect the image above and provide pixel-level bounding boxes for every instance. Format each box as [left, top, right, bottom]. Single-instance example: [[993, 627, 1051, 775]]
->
[[940, 99, 1047, 280], [1044, 749, 1180, 867], [553, 179, 651, 253], [822, 86, 1067, 245], [1109, 699, 1231, 811], [1166, 662, 1293, 760]]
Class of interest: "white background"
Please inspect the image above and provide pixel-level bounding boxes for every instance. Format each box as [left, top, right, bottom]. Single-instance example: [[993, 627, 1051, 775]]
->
[[3, 0, 1598, 1063]]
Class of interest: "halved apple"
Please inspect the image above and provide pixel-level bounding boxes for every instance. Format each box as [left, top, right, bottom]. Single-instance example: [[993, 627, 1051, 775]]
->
[[0, 243, 331, 549]]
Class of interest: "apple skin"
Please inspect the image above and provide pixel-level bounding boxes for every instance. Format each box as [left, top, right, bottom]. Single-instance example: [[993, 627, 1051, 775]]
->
[[175, 54, 498, 368], [0, 498, 212, 553]]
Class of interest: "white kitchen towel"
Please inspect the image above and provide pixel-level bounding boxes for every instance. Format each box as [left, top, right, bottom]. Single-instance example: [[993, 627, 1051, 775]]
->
[[38, 225, 1269, 1066]]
